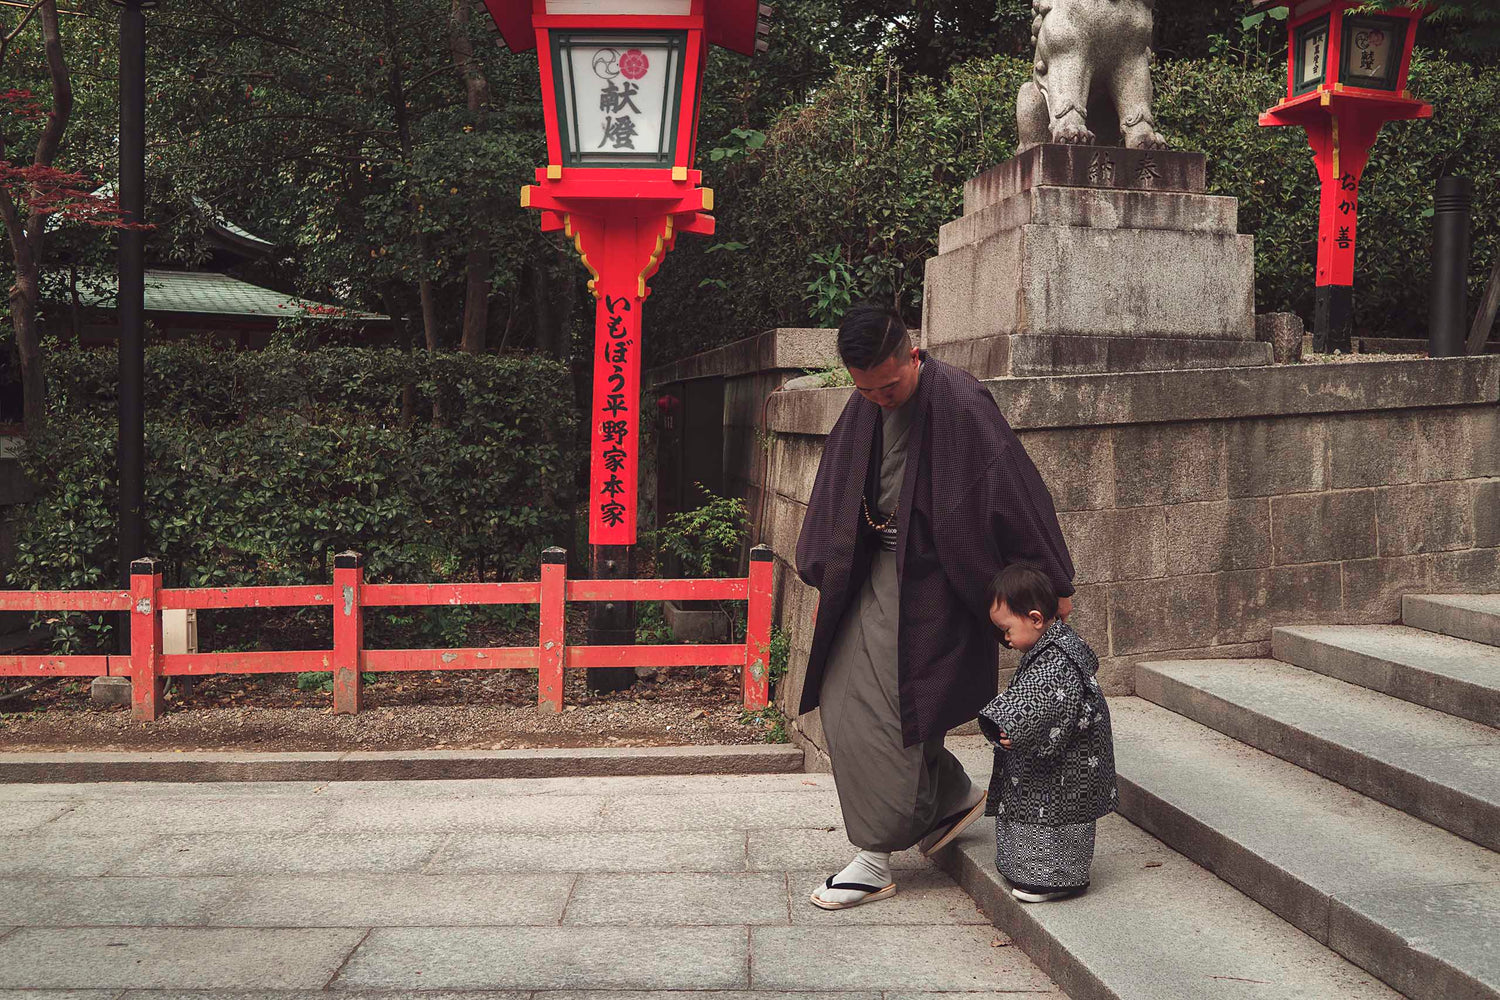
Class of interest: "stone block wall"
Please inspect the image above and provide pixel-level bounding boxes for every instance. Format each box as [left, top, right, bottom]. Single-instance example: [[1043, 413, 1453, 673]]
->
[[762, 357, 1500, 758], [647, 328, 838, 568]]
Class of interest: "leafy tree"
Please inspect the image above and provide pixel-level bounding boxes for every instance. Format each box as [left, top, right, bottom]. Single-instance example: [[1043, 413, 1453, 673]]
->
[[1363, 0, 1500, 63], [0, 1, 128, 434], [136, 0, 582, 359]]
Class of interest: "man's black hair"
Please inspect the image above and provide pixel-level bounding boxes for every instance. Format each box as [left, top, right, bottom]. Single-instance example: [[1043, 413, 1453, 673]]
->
[[837, 303, 911, 370], [987, 562, 1059, 621]]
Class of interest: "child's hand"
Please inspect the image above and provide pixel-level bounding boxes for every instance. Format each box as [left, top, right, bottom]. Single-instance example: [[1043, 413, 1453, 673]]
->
[[997, 733, 1013, 749]]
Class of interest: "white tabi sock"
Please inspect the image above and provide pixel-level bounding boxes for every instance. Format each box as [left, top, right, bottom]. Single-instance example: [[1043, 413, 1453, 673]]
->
[[812, 849, 893, 905]]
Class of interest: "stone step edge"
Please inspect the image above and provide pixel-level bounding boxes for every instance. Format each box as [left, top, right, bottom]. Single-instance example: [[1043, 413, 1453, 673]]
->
[[934, 818, 1397, 1000], [1135, 660, 1500, 852], [0, 743, 806, 784], [936, 839, 1115, 1000], [1113, 705, 1496, 1000], [1404, 594, 1500, 648], [1271, 625, 1500, 729]]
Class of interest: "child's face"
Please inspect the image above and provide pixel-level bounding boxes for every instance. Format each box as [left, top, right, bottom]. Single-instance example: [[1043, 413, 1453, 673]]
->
[[990, 599, 1048, 652]]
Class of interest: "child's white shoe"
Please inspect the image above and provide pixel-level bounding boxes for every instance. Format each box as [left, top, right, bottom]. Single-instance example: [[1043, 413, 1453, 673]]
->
[[1011, 886, 1081, 903]]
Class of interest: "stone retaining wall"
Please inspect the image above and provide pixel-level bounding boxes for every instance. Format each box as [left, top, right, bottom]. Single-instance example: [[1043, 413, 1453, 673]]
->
[[648, 328, 838, 561], [761, 357, 1500, 758]]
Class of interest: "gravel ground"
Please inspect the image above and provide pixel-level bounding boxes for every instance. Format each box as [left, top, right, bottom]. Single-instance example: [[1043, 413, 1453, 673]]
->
[[0, 665, 782, 752]]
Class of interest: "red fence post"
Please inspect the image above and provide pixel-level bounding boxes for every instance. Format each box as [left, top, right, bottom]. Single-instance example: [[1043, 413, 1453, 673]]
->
[[129, 558, 163, 721], [333, 551, 364, 714], [538, 547, 567, 713], [743, 545, 773, 711]]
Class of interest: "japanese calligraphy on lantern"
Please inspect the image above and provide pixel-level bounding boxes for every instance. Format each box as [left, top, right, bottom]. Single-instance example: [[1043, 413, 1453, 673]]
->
[[1299, 25, 1328, 89], [559, 34, 682, 164], [593, 293, 638, 540], [1347, 24, 1394, 83]]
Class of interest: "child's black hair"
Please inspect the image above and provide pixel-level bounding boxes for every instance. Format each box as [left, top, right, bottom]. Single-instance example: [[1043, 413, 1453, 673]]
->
[[987, 562, 1059, 621]]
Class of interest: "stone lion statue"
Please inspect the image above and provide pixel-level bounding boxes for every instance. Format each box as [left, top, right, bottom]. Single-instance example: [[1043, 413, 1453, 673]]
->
[[1018, 0, 1168, 149]]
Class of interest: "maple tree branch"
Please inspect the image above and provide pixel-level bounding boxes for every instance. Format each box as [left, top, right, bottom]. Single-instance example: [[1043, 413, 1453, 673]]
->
[[24, 0, 70, 257], [0, 0, 42, 78]]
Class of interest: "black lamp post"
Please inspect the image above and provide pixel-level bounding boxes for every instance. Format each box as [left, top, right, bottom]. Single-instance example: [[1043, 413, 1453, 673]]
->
[[114, 0, 153, 650], [1429, 176, 1472, 358]]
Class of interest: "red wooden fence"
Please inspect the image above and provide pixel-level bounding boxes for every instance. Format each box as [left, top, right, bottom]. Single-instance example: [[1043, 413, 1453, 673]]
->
[[0, 545, 775, 721]]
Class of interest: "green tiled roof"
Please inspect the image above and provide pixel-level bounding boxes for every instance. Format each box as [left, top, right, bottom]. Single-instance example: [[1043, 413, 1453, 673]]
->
[[77, 270, 387, 321]]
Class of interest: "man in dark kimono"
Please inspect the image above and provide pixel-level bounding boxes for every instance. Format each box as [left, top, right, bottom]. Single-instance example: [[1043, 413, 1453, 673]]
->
[[796, 304, 1075, 909]]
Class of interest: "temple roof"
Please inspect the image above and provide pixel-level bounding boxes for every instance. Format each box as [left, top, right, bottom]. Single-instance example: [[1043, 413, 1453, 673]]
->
[[72, 270, 387, 321]]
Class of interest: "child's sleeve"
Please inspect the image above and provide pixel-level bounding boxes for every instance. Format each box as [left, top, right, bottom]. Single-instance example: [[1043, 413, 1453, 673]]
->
[[977, 656, 1083, 757]]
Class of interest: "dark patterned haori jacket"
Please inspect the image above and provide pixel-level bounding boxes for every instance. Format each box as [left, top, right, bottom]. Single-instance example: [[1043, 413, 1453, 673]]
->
[[979, 620, 1118, 827], [795, 354, 1076, 747]]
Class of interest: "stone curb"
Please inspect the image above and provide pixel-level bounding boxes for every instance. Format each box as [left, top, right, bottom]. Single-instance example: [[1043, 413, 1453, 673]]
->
[[0, 743, 805, 784]]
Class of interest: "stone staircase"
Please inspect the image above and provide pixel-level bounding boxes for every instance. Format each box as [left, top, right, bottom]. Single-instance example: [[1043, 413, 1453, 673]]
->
[[941, 593, 1499, 1000]]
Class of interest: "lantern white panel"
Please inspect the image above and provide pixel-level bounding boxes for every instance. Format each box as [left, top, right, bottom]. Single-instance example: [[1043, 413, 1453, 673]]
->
[[547, 0, 692, 15], [1299, 28, 1327, 88], [1345, 22, 1396, 83], [558, 33, 683, 165]]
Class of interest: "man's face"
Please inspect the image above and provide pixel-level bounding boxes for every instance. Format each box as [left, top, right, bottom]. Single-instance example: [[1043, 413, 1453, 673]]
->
[[848, 347, 921, 410]]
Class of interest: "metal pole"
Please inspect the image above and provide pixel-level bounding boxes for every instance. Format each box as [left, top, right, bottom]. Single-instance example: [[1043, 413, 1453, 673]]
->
[[587, 543, 635, 694], [1313, 285, 1353, 355], [116, 0, 147, 652], [1429, 175, 1473, 358]]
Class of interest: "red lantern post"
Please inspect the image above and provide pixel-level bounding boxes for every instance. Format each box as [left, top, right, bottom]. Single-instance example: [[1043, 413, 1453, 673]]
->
[[486, 0, 769, 688], [1252, 1, 1430, 353]]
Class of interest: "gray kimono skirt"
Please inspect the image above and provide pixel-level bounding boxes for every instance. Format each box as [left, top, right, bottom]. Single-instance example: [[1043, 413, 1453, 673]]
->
[[819, 384, 975, 852]]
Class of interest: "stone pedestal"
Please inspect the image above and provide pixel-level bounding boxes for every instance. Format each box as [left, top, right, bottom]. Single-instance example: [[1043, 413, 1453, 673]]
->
[[922, 144, 1271, 377]]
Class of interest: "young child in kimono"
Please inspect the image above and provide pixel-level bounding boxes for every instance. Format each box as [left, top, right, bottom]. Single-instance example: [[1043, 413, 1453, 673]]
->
[[978, 562, 1117, 903]]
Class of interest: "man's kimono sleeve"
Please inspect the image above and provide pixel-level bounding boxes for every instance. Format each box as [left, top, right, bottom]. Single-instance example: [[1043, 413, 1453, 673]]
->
[[934, 430, 1076, 623]]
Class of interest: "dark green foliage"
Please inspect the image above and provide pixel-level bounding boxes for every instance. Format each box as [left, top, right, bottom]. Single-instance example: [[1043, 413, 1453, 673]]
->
[[650, 56, 1029, 358], [11, 345, 579, 651], [647, 50, 1498, 359], [1154, 51, 1499, 334], [656, 487, 750, 580]]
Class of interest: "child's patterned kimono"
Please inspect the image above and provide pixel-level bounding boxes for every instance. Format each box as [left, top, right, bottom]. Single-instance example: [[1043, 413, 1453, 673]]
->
[[978, 619, 1117, 892]]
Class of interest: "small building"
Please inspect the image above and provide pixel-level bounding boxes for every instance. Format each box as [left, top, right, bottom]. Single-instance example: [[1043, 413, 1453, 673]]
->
[[42, 194, 389, 350]]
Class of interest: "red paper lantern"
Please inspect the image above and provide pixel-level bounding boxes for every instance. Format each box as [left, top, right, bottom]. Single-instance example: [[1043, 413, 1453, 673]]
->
[[484, 0, 770, 545], [1252, 1, 1431, 352]]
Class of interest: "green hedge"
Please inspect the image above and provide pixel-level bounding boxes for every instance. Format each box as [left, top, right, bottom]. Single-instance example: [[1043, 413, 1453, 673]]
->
[[1155, 51, 1499, 338], [12, 345, 581, 652], [647, 51, 1498, 360]]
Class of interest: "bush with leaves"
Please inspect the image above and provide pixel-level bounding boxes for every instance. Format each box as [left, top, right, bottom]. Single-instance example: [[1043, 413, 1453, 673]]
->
[[647, 49, 1497, 359], [656, 486, 751, 581], [12, 344, 581, 653]]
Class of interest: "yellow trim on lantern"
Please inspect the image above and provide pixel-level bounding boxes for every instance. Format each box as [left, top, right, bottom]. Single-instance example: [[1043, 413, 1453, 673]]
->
[[1331, 116, 1340, 180], [672, 166, 688, 181], [520, 185, 532, 208], [702, 187, 715, 211], [1320, 90, 1331, 106], [637, 216, 676, 299], [563, 213, 603, 298], [547, 164, 563, 180]]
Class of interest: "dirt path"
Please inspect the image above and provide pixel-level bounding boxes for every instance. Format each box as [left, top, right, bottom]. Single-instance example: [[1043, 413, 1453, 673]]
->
[[0, 666, 784, 752]]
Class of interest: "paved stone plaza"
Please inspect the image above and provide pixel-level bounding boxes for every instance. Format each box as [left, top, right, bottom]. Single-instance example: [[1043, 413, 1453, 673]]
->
[[0, 764, 1060, 997]]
